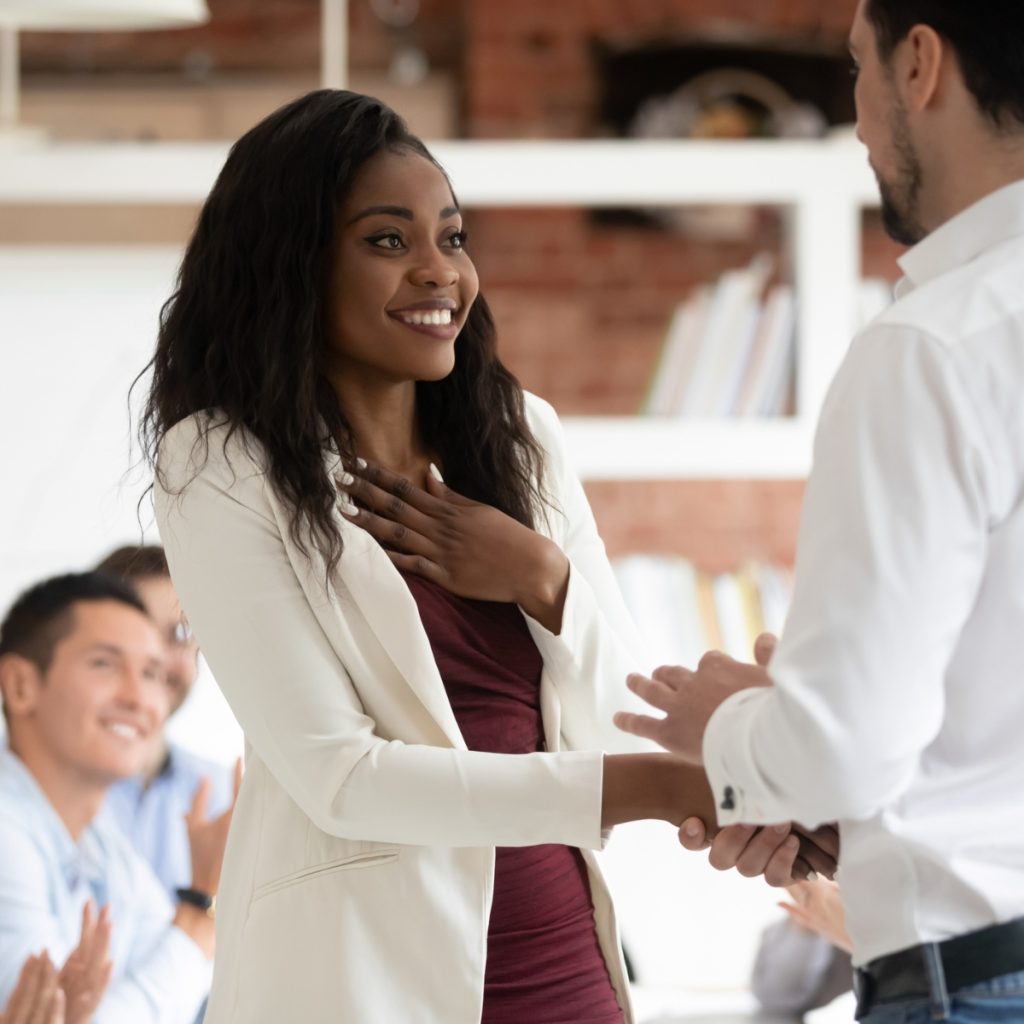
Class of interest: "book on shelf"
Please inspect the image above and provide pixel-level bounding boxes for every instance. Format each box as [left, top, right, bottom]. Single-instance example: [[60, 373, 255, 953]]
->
[[613, 555, 794, 665], [642, 254, 794, 419], [641, 287, 712, 416], [680, 253, 775, 418], [641, 271, 896, 421], [711, 571, 748, 660], [614, 555, 704, 668], [733, 283, 796, 418]]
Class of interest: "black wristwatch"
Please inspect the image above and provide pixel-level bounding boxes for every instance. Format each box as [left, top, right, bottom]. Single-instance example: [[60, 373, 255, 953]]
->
[[176, 887, 215, 917]]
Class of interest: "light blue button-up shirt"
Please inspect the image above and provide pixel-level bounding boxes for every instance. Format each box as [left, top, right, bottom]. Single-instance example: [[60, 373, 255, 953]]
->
[[0, 749, 211, 1022], [105, 743, 233, 901]]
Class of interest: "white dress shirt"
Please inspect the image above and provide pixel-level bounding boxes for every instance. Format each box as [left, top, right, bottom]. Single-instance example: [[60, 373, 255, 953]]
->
[[704, 180, 1024, 966]]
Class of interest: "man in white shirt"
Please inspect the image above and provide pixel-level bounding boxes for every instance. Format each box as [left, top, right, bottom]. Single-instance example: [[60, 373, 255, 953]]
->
[[0, 572, 233, 1023], [616, 2, 1024, 1021]]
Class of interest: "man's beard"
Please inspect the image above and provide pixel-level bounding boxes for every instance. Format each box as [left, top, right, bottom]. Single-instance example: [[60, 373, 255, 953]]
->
[[877, 100, 926, 246]]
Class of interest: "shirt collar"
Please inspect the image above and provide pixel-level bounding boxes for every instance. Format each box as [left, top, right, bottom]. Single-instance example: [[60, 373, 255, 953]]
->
[[896, 179, 1024, 298], [1, 749, 109, 897]]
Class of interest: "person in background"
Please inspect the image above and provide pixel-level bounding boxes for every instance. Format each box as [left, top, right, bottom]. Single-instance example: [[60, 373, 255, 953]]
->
[[96, 546, 234, 899], [0, 571, 235, 1023], [751, 878, 853, 1016], [617, 1, 1024, 1021]]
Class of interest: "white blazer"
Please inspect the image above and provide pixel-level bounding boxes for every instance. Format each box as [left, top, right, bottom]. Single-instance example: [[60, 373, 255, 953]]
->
[[155, 393, 651, 1024]]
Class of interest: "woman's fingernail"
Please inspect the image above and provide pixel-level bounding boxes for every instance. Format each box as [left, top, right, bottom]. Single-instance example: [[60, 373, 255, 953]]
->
[[805, 871, 818, 882], [429, 462, 443, 481], [356, 457, 367, 470], [339, 499, 358, 515], [773, 824, 790, 834], [337, 471, 354, 486], [684, 821, 701, 838]]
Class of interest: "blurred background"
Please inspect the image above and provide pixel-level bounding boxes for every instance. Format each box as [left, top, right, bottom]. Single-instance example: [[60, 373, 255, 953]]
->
[[0, 1, 904, 1017]]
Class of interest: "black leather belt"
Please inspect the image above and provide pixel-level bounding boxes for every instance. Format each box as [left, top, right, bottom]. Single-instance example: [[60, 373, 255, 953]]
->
[[853, 917, 1024, 1018]]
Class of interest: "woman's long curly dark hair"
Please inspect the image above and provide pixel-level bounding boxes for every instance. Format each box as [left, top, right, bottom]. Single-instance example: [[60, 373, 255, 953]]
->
[[140, 90, 546, 576]]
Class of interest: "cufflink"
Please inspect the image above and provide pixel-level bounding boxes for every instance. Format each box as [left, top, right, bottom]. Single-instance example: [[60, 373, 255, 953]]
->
[[719, 785, 736, 811]]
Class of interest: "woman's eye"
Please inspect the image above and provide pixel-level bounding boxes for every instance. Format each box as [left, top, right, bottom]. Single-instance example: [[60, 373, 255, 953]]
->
[[368, 233, 404, 250], [447, 230, 468, 250]]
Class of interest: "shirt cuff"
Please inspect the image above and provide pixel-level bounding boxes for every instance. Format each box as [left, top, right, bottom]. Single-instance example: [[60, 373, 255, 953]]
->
[[703, 686, 781, 825]]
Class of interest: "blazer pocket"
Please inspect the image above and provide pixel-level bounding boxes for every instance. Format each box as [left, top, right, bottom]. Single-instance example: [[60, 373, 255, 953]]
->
[[252, 848, 400, 903]]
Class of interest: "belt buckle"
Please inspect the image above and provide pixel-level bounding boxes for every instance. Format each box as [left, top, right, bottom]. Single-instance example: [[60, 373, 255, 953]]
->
[[853, 967, 876, 1020]]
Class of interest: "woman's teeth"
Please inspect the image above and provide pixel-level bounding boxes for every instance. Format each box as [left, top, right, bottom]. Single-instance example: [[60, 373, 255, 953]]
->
[[399, 309, 453, 326]]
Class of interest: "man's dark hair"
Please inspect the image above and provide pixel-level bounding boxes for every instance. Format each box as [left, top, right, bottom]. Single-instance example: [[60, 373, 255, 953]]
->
[[96, 544, 169, 584], [866, 0, 1024, 130], [0, 572, 148, 675]]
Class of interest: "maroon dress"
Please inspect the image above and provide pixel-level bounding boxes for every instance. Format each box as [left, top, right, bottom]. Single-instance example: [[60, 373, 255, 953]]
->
[[401, 570, 626, 1024]]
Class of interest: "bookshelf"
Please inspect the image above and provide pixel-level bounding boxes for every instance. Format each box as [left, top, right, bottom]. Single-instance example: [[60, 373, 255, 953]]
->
[[0, 137, 880, 480]]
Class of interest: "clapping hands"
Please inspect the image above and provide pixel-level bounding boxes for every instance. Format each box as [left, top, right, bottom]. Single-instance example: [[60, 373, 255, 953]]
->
[[0, 901, 112, 1024]]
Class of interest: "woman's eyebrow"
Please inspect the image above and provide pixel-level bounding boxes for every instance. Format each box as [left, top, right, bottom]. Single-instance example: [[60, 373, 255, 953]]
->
[[347, 204, 461, 225], [347, 204, 413, 225]]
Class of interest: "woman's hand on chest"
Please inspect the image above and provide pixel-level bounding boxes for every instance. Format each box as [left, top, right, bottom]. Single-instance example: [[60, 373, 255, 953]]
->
[[337, 461, 569, 632]]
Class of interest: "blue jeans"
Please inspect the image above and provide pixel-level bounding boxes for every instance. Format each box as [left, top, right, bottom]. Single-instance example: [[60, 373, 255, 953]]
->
[[860, 969, 1024, 1024]]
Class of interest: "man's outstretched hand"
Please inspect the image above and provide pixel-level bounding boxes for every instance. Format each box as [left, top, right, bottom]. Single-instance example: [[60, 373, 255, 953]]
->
[[614, 645, 772, 762], [647, 633, 840, 885]]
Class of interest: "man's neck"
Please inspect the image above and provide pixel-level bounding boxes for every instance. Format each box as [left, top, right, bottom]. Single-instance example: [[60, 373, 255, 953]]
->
[[142, 733, 171, 786], [925, 140, 1024, 234]]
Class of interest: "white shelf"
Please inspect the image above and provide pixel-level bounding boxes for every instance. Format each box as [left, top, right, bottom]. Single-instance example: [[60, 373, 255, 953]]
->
[[0, 137, 879, 205], [563, 417, 814, 480], [0, 137, 880, 481]]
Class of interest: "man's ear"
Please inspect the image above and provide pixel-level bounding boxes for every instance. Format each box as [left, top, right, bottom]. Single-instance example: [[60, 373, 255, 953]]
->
[[0, 653, 44, 720], [901, 23, 946, 115]]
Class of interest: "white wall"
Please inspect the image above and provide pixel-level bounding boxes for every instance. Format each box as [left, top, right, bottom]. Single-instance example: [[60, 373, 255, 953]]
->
[[0, 246, 788, 995], [0, 246, 242, 764]]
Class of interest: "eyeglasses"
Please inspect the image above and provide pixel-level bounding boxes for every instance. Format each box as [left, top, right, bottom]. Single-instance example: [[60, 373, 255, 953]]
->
[[169, 620, 196, 648]]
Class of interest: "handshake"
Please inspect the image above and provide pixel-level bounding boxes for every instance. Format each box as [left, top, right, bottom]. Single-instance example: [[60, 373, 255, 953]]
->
[[616, 631, 840, 887]]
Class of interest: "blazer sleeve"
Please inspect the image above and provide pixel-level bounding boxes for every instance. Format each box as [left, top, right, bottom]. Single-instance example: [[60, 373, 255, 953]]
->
[[521, 394, 657, 755], [154, 416, 604, 850]]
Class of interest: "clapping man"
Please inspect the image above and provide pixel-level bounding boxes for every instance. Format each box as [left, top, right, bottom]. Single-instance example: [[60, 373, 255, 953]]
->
[[0, 572, 236, 1022]]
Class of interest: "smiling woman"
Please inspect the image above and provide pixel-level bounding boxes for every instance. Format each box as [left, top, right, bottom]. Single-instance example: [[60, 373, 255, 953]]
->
[[325, 147, 479, 410], [137, 89, 822, 1024]]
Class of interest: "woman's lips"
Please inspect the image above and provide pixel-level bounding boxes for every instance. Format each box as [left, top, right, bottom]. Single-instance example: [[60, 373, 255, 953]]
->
[[387, 310, 460, 340]]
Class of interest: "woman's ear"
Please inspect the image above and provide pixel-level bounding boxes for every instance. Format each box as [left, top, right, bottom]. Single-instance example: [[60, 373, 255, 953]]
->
[[0, 654, 43, 721]]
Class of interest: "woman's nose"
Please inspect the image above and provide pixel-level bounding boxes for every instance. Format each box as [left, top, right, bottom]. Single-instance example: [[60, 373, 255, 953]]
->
[[408, 255, 458, 289]]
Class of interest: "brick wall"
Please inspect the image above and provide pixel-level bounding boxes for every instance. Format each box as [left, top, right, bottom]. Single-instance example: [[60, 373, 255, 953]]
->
[[465, 0, 859, 138], [459, 0, 896, 568], [21, 0, 895, 570]]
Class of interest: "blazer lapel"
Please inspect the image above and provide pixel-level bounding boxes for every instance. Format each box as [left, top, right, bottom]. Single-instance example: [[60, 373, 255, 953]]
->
[[320, 447, 465, 749]]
